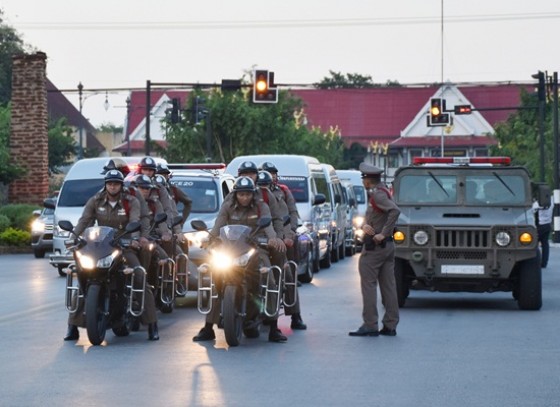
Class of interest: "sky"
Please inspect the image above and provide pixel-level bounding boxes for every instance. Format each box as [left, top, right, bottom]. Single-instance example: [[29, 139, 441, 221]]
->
[[2, 0, 560, 128]]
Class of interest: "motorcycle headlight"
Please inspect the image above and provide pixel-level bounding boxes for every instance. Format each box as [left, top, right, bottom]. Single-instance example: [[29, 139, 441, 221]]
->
[[413, 230, 429, 246], [496, 231, 511, 247], [210, 248, 255, 270], [75, 252, 95, 270], [353, 216, 365, 228], [31, 218, 45, 233], [76, 250, 119, 270], [186, 231, 210, 249]]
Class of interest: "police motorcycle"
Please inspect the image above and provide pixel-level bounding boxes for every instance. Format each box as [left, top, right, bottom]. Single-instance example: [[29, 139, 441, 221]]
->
[[60, 219, 148, 346], [146, 214, 189, 314], [191, 217, 297, 347]]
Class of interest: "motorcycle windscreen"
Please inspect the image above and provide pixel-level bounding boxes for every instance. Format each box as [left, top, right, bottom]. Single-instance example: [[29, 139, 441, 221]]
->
[[79, 226, 118, 259]]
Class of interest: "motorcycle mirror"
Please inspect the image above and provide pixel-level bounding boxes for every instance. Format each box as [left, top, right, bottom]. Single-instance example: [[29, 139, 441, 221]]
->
[[257, 217, 272, 228], [125, 221, 142, 233], [313, 193, 326, 205], [191, 219, 208, 231], [58, 220, 74, 232], [154, 212, 167, 225]]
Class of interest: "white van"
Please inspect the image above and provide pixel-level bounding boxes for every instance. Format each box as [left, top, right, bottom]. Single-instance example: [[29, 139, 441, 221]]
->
[[225, 154, 334, 269], [48, 157, 166, 276], [337, 169, 367, 247]]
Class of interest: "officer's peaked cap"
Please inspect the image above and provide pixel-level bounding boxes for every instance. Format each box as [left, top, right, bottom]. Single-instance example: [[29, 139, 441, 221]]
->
[[359, 162, 383, 177]]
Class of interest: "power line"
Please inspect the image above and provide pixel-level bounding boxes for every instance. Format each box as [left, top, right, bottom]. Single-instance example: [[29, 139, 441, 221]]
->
[[15, 12, 560, 31]]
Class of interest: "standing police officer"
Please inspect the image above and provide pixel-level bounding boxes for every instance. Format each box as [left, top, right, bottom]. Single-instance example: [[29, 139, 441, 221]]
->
[[349, 163, 400, 337]]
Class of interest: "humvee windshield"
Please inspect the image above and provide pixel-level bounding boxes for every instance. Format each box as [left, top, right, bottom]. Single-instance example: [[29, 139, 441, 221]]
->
[[396, 173, 527, 205]]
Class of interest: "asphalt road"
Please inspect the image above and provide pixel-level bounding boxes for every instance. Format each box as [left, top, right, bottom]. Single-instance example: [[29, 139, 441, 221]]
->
[[1, 249, 559, 407]]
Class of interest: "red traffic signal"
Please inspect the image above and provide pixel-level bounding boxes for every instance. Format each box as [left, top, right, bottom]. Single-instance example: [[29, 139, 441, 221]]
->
[[253, 69, 278, 104], [454, 105, 472, 115]]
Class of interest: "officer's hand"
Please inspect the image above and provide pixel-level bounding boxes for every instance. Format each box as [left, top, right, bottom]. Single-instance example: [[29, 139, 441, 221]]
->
[[283, 238, 294, 248], [373, 233, 385, 244], [269, 238, 287, 253], [131, 239, 141, 250], [162, 233, 172, 242], [362, 224, 375, 235], [200, 236, 210, 250], [175, 233, 185, 243], [139, 237, 150, 249]]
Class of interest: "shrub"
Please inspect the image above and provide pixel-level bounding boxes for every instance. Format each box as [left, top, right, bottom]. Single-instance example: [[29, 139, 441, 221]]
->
[[0, 214, 10, 233], [0, 227, 31, 246], [0, 204, 40, 231]]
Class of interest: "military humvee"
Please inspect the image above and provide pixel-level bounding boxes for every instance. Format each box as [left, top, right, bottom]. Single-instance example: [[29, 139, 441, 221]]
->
[[392, 156, 550, 310]]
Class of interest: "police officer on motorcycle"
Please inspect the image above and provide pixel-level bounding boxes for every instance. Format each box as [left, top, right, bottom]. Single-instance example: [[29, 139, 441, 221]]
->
[[63, 170, 160, 342], [192, 176, 288, 343]]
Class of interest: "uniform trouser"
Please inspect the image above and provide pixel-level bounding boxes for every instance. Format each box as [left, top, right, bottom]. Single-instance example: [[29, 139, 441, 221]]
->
[[204, 250, 275, 324], [270, 247, 301, 315], [68, 249, 157, 326], [357, 243, 399, 330], [537, 223, 551, 267]]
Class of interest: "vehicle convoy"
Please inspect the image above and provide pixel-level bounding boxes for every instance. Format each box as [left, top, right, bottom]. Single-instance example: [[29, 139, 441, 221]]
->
[[192, 218, 294, 347], [391, 156, 549, 310], [61, 220, 148, 346]]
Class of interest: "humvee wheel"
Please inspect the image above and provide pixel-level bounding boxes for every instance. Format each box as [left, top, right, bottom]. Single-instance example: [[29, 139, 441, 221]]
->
[[517, 254, 542, 310]]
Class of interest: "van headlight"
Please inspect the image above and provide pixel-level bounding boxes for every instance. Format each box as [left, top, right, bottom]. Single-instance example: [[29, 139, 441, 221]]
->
[[31, 218, 46, 233]]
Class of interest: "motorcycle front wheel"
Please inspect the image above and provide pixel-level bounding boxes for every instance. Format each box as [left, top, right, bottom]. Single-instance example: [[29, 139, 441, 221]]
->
[[85, 283, 108, 345], [223, 285, 243, 347]]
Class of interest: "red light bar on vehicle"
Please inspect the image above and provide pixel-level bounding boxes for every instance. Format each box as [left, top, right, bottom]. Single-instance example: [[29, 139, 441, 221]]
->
[[167, 163, 226, 170], [412, 157, 511, 165]]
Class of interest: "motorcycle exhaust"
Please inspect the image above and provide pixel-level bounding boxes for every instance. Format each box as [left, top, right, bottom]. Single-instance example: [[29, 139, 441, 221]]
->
[[261, 265, 283, 318], [282, 260, 298, 308], [65, 263, 82, 313], [158, 257, 176, 305], [175, 253, 189, 296], [127, 266, 147, 317], [197, 263, 216, 314]]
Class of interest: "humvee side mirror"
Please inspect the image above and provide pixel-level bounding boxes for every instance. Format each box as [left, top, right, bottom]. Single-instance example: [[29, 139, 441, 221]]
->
[[536, 183, 551, 208]]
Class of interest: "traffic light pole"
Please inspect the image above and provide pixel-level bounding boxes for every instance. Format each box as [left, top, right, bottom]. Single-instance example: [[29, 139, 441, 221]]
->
[[552, 72, 560, 243]]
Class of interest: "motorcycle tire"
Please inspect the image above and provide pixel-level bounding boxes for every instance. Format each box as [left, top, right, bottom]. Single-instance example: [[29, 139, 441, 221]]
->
[[160, 301, 174, 314], [223, 285, 243, 347], [85, 284, 108, 346], [112, 316, 131, 337]]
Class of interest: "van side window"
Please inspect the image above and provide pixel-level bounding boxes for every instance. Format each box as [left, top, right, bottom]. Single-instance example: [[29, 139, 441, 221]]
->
[[314, 176, 330, 202]]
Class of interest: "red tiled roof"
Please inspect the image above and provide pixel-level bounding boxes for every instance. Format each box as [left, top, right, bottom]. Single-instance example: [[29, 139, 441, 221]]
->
[[127, 90, 190, 135], [390, 135, 498, 148], [113, 139, 167, 153]]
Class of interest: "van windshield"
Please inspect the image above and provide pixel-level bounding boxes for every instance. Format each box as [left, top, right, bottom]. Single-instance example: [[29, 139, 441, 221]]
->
[[57, 179, 104, 207], [171, 178, 219, 213], [278, 176, 309, 203], [353, 186, 366, 204]]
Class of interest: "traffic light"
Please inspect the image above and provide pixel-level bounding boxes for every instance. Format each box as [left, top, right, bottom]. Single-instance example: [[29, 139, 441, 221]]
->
[[192, 96, 207, 124], [252, 69, 278, 104], [454, 104, 472, 115], [428, 98, 450, 126], [170, 98, 180, 124], [532, 71, 546, 102]]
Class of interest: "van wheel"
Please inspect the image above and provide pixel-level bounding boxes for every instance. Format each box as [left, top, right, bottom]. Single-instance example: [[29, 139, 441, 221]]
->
[[312, 245, 320, 273], [320, 250, 331, 269], [34, 249, 46, 259], [339, 238, 346, 260], [330, 240, 340, 263]]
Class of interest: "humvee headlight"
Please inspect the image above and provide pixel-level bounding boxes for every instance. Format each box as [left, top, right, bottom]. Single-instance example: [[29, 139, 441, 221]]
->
[[413, 230, 429, 246], [519, 232, 533, 245], [393, 230, 405, 243], [495, 231, 511, 247]]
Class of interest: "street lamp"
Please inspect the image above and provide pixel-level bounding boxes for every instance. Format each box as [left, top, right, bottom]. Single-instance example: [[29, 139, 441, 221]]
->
[[77, 82, 111, 160], [125, 96, 131, 156]]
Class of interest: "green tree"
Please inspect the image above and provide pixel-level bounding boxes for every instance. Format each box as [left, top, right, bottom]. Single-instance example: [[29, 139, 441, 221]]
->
[[0, 9, 27, 106], [48, 118, 76, 173], [0, 103, 22, 182], [97, 122, 123, 134], [161, 86, 345, 166], [314, 70, 401, 89], [490, 88, 555, 185]]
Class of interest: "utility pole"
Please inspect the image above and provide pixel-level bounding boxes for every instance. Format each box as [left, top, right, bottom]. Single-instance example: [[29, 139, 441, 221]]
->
[[77, 82, 83, 160], [145, 80, 151, 156], [552, 72, 560, 243]]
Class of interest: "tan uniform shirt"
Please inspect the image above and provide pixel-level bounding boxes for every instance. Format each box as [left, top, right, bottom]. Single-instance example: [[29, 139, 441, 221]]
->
[[365, 184, 400, 237]]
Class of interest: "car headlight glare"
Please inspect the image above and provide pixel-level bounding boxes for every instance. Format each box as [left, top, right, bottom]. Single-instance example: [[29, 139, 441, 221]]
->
[[353, 216, 365, 228], [413, 230, 429, 246], [31, 219, 45, 233], [495, 231, 511, 247]]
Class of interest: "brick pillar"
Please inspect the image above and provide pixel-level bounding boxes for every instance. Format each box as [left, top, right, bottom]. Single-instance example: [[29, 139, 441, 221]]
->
[[8, 52, 49, 205]]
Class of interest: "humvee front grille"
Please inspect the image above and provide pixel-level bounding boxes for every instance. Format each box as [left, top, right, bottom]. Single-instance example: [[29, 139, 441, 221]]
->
[[436, 250, 488, 260], [435, 229, 490, 248]]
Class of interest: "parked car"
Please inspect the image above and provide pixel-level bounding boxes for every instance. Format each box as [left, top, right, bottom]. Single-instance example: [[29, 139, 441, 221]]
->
[[321, 163, 348, 263], [31, 198, 55, 258], [341, 181, 357, 256], [336, 170, 367, 247]]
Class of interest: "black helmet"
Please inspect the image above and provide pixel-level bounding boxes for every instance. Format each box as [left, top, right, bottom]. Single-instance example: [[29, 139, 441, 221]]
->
[[157, 163, 171, 175], [135, 174, 155, 189], [260, 161, 278, 174], [256, 170, 273, 186], [101, 158, 130, 177], [237, 161, 258, 175], [233, 176, 256, 193], [139, 156, 157, 171], [153, 174, 167, 188], [104, 169, 124, 184]]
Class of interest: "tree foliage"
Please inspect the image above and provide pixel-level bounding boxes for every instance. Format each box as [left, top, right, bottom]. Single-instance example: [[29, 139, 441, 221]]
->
[[0, 9, 27, 106], [314, 70, 401, 89], [161, 87, 347, 168], [48, 117, 76, 172], [490, 88, 556, 185], [0, 103, 22, 182]]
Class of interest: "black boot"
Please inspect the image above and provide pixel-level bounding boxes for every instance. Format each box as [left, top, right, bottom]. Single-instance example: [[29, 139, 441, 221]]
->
[[290, 313, 307, 330], [193, 323, 216, 342], [148, 322, 159, 341], [268, 321, 287, 343], [63, 325, 79, 341]]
